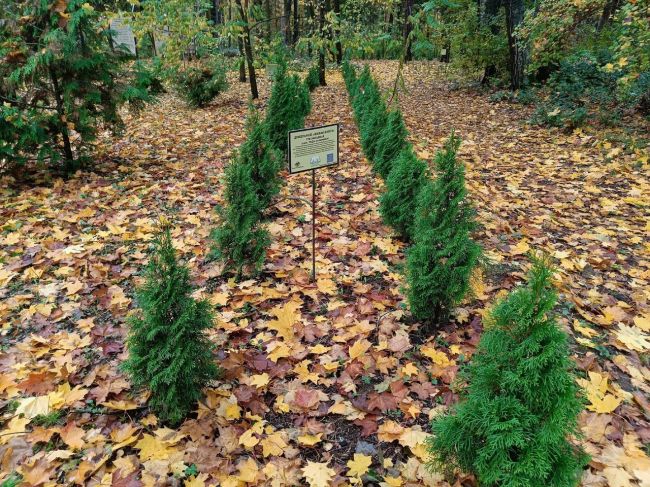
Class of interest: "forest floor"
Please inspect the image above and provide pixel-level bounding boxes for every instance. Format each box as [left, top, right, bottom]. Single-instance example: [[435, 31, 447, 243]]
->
[[0, 60, 649, 487]]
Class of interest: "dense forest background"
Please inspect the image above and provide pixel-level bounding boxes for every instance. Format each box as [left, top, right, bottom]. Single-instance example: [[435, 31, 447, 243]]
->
[[1, 0, 648, 177]]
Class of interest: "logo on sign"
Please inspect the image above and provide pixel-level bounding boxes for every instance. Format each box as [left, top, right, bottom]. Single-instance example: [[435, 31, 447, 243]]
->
[[327, 153, 334, 163], [310, 155, 321, 166]]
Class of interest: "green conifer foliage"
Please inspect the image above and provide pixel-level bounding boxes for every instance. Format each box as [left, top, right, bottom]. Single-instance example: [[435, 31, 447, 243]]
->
[[428, 257, 588, 487], [210, 156, 269, 276], [123, 226, 219, 425], [266, 63, 312, 154], [351, 66, 374, 118], [374, 109, 409, 179], [406, 133, 480, 322], [360, 101, 387, 162], [0, 0, 151, 175], [342, 61, 357, 93], [305, 63, 321, 92], [379, 147, 427, 240], [239, 105, 282, 208]]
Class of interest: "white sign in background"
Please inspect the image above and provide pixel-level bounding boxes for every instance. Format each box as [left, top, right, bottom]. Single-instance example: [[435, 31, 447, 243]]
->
[[109, 17, 137, 56]]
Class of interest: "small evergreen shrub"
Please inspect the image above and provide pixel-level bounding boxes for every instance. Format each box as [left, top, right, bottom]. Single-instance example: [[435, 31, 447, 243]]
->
[[210, 156, 270, 276], [406, 133, 480, 322], [360, 101, 387, 162], [239, 105, 283, 208], [379, 147, 427, 240], [342, 61, 357, 92], [175, 61, 228, 108], [428, 256, 588, 487], [0, 0, 150, 175], [123, 225, 219, 425], [305, 63, 320, 92], [374, 109, 409, 179], [530, 51, 617, 130], [132, 58, 166, 97], [266, 63, 312, 154]]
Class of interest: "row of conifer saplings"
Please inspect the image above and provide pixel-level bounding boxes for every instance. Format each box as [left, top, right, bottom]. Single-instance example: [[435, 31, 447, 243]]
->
[[123, 61, 312, 425], [342, 61, 588, 486], [123, 63, 588, 486]]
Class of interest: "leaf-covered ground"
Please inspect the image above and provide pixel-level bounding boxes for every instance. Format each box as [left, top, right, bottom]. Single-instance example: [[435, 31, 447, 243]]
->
[[0, 61, 648, 487]]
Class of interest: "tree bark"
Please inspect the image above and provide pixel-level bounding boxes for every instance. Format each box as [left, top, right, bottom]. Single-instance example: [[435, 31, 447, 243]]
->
[[236, 0, 259, 99], [402, 0, 413, 62], [333, 0, 342, 64], [282, 0, 292, 44], [480, 0, 501, 85], [503, 0, 526, 90], [318, 0, 326, 85], [49, 66, 75, 172], [238, 36, 247, 82], [597, 0, 621, 30], [293, 0, 299, 45], [211, 0, 222, 27], [265, 0, 272, 39]]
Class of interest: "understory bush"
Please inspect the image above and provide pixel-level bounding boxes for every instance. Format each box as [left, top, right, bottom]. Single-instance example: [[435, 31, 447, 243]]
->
[[240, 105, 283, 208], [305, 63, 321, 92], [210, 156, 269, 277], [530, 51, 620, 129], [0, 0, 151, 175], [266, 62, 311, 154], [406, 134, 480, 322], [379, 147, 427, 240], [374, 109, 409, 179], [175, 61, 228, 108], [124, 225, 219, 425], [428, 256, 588, 486]]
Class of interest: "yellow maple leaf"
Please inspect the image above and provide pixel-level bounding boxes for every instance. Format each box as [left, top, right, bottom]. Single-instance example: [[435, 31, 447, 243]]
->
[[420, 346, 455, 367], [614, 324, 649, 352], [0, 417, 29, 445], [347, 453, 372, 477], [400, 362, 419, 377], [382, 475, 404, 487], [267, 341, 291, 362], [15, 395, 50, 418], [266, 300, 302, 341], [349, 339, 372, 360], [298, 433, 323, 446], [317, 278, 337, 295], [238, 422, 264, 449], [579, 372, 622, 414], [633, 315, 650, 332], [260, 431, 287, 457], [237, 457, 259, 483], [302, 461, 335, 487], [378, 420, 405, 442], [250, 373, 270, 389], [134, 434, 176, 461]]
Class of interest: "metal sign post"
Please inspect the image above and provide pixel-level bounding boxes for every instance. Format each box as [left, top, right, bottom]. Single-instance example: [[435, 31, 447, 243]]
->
[[288, 123, 340, 282]]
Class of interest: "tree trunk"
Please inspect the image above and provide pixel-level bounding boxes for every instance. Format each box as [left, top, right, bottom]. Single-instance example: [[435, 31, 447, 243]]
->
[[597, 0, 621, 30], [503, 0, 527, 90], [265, 0, 272, 39], [306, 2, 314, 57], [282, 0, 292, 44], [293, 0, 299, 45], [402, 0, 413, 62], [238, 36, 247, 82], [333, 0, 342, 64], [211, 0, 222, 27], [480, 0, 501, 85], [318, 0, 326, 86], [236, 0, 259, 99], [49, 67, 75, 172]]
